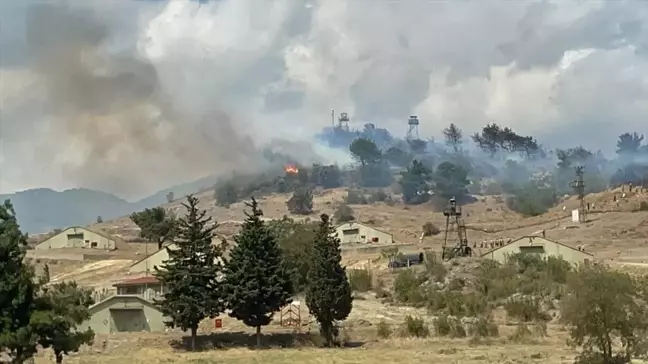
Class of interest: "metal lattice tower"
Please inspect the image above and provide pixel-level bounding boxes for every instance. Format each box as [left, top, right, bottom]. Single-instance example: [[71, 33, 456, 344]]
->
[[569, 166, 587, 223], [337, 112, 350, 131], [406, 115, 420, 140], [441, 197, 472, 260], [280, 301, 303, 331]]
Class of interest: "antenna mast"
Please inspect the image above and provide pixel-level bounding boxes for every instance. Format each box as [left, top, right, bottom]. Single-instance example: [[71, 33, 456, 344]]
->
[[569, 166, 587, 223], [441, 197, 471, 260]]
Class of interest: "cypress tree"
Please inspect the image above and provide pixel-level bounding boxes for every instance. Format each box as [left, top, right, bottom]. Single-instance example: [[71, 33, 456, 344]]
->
[[223, 197, 294, 347], [0, 200, 39, 362], [154, 194, 226, 351], [305, 213, 353, 347]]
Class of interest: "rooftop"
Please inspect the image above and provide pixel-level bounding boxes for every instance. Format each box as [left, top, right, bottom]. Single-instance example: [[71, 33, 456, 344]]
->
[[113, 276, 160, 287]]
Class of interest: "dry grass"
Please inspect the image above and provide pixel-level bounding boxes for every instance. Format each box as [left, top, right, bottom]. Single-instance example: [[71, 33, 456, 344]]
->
[[34, 332, 576, 364]]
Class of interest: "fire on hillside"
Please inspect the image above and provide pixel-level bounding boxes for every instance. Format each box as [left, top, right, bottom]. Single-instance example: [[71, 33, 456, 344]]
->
[[284, 164, 299, 174]]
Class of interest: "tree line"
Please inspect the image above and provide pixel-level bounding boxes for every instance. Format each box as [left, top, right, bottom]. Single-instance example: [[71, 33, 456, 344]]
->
[[209, 121, 647, 219], [154, 194, 353, 349]]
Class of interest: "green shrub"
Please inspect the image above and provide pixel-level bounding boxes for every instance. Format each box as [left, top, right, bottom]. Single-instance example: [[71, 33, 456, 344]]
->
[[348, 269, 373, 292], [345, 189, 369, 204], [422, 222, 441, 237], [333, 203, 355, 223], [432, 314, 465, 338], [376, 320, 391, 338], [393, 269, 426, 306], [467, 316, 499, 338], [401, 316, 429, 338], [433, 314, 451, 336], [504, 295, 550, 323]]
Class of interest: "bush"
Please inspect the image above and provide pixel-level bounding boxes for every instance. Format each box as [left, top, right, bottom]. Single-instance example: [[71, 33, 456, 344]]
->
[[287, 187, 314, 215], [376, 320, 391, 338], [422, 222, 441, 237], [432, 314, 464, 337], [369, 190, 389, 203], [333, 203, 355, 223], [505, 184, 557, 217], [393, 269, 426, 306], [215, 182, 239, 207], [348, 269, 373, 292], [423, 251, 446, 282], [504, 295, 550, 323], [467, 316, 499, 338], [400, 316, 429, 338], [427, 291, 489, 318], [345, 189, 369, 204]]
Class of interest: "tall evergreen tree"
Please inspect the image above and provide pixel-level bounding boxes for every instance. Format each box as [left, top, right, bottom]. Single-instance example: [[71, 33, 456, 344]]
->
[[223, 197, 294, 347], [305, 214, 353, 347], [153, 194, 226, 351], [0, 200, 39, 363]]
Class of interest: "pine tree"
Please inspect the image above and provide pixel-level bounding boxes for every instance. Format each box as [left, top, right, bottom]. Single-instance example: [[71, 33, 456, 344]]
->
[[305, 214, 353, 347], [31, 282, 95, 363], [153, 194, 226, 351], [223, 197, 294, 347], [0, 199, 39, 363]]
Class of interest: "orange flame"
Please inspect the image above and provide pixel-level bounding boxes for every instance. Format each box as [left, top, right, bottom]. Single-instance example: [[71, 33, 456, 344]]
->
[[284, 164, 299, 174]]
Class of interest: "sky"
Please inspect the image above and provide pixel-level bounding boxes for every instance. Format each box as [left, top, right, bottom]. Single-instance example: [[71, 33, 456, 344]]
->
[[1, 0, 648, 200]]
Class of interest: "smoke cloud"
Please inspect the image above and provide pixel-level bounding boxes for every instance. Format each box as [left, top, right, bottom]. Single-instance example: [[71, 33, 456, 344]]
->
[[1, 0, 648, 199]]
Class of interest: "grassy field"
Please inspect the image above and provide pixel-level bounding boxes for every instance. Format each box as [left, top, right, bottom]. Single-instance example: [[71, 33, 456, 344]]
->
[[34, 334, 576, 364]]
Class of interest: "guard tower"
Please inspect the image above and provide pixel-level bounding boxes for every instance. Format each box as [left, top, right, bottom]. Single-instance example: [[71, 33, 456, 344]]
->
[[337, 112, 350, 131], [406, 115, 420, 141], [569, 166, 587, 223], [441, 197, 472, 260]]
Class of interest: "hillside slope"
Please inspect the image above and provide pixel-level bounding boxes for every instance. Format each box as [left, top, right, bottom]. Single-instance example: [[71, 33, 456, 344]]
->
[[0, 174, 221, 234], [90, 186, 648, 261]]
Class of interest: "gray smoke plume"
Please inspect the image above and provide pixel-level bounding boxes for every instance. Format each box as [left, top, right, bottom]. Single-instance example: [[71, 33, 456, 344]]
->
[[2, 0, 648, 199]]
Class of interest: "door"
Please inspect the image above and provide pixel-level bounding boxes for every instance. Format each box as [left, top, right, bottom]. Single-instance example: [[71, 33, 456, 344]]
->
[[66, 233, 84, 248], [110, 309, 150, 332]]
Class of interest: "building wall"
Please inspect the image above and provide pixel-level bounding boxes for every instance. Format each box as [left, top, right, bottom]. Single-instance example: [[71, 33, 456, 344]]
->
[[482, 236, 592, 265], [81, 296, 167, 334], [129, 244, 225, 274], [335, 222, 393, 245], [129, 244, 176, 274], [35, 227, 116, 250]]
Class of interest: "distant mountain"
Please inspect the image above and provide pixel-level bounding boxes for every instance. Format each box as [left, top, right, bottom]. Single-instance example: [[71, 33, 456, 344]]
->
[[0, 174, 221, 234]]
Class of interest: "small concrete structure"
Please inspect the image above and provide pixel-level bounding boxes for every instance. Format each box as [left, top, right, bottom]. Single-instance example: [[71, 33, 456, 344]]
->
[[480, 236, 593, 265], [80, 294, 167, 334], [335, 222, 393, 245], [34, 226, 116, 251], [388, 252, 425, 268]]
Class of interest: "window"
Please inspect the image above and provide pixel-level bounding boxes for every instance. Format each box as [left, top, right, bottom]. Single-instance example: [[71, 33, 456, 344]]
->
[[519, 246, 545, 254], [91, 242, 98, 248], [67, 233, 84, 241], [342, 228, 359, 235]]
